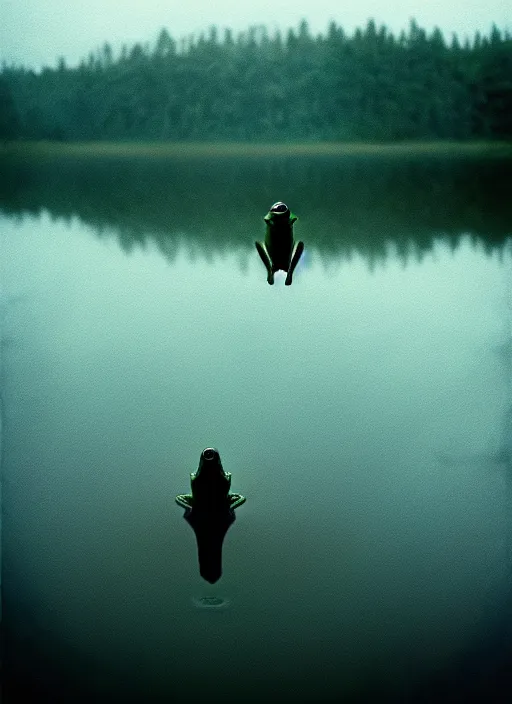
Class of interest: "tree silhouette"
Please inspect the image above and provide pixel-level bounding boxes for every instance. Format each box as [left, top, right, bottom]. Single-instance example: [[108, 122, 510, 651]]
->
[[1, 19, 511, 142]]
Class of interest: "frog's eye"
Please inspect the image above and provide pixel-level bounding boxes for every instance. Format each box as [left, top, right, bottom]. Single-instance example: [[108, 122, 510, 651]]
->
[[202, 448, 218, 461], [270, 202, 289, 214]]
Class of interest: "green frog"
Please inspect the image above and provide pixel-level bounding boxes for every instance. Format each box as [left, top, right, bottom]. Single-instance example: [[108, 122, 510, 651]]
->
[[255, 201, 305, 285], [176, 448, 246, 583]]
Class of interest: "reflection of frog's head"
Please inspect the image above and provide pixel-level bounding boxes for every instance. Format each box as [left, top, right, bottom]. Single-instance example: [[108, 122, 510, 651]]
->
[[195, 447, 226, 480], [269, 201, 290, 219]]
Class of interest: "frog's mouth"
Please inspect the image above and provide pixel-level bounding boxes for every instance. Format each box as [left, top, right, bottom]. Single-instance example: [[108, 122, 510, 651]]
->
[[270, 201, 290, 216]]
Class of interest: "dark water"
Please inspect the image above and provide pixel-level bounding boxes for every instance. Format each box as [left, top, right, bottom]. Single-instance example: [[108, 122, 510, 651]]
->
[[1, 152, 512, 703]]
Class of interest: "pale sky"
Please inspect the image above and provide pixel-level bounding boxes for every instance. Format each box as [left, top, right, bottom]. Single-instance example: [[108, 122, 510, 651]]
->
[[1, 0, 510, 69]]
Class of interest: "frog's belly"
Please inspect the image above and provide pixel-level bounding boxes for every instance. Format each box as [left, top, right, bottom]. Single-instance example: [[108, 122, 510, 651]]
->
[[267, 241, 293, 271]]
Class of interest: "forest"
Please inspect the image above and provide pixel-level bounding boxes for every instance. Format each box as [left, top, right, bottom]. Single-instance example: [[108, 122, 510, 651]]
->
[[1, 19, 511, 142]]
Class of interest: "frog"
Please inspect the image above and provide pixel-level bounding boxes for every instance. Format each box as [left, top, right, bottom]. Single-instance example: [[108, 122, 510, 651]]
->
[[175, 448, 246, 583], [255, 201, 305, 285]]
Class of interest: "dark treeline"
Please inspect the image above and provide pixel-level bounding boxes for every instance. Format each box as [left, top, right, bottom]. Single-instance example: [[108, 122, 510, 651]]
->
[[1, 18, 511, 142]]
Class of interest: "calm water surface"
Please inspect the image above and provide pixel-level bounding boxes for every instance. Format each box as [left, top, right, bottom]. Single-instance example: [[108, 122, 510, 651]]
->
[[1, 154, 512, 703]]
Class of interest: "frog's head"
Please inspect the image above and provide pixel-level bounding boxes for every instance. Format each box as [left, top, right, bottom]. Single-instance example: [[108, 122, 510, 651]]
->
[[196, 447, 225, 479], [269, 201, 290, 219]]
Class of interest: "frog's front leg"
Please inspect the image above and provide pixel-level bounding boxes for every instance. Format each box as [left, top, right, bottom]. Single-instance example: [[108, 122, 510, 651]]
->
[[255, 241, 274, 285], [285, 240, 305, 286], [229, 493, 246, 509], [175, 494, 194, 509]]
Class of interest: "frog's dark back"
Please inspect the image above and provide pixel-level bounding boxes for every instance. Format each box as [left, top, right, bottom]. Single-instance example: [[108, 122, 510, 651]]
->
[[191, 447, 232, 510]]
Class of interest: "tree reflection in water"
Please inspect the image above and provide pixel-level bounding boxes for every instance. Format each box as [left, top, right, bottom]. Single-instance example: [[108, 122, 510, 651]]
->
[[1, 150, 511, 268]]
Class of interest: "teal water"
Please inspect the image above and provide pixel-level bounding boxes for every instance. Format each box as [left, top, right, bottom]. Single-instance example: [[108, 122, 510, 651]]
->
[[1, 154, 512, 703]]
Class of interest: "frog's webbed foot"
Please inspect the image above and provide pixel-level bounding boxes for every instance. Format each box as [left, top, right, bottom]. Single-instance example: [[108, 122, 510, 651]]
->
[[285, 241, 304, 286], [255, 241, 274, 285], [229, 493, 246, 509], [176, 494, 194, 509]]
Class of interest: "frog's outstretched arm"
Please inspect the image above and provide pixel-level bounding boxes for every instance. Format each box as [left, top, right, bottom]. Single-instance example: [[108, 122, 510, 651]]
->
[[285, 240, 305, 286], [229, 493, 246, 509], [255, 240, 274, 285], [175, 494, 193, 509]]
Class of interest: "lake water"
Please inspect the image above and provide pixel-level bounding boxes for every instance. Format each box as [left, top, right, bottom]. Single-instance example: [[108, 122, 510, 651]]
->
[[1, 152, 512, 703]]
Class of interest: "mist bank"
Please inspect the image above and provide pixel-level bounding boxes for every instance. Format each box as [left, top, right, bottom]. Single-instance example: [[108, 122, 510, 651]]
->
[[1, 19, 511, 143], [2, 139, 512, 159]]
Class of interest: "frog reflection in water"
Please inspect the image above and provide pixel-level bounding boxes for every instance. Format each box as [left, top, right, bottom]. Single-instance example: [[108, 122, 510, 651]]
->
[[255, 201, 305, 285], [176, 448, 246, 583]]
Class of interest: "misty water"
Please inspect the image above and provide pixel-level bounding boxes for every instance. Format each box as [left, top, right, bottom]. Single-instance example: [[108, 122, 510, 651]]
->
[[2, 152, 512, 703]]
